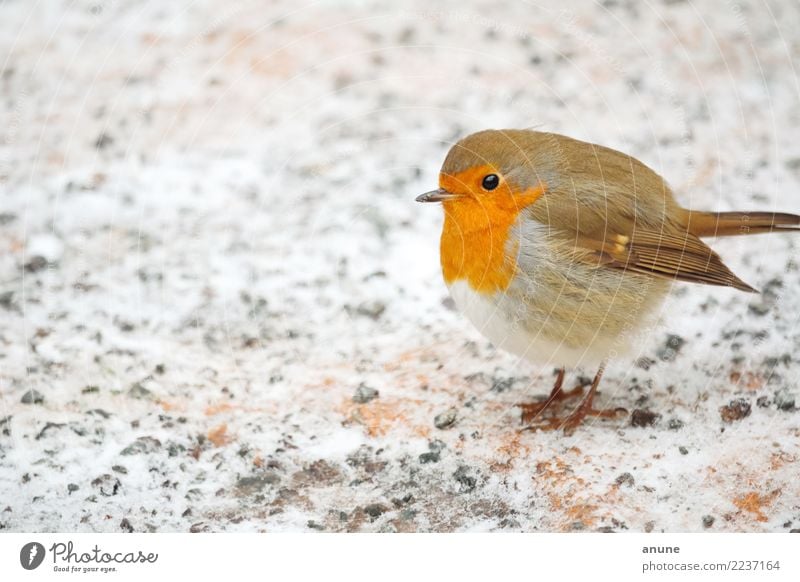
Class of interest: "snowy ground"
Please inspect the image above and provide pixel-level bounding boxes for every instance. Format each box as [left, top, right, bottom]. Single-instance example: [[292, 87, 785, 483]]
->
[[1, 0, 799, 533]]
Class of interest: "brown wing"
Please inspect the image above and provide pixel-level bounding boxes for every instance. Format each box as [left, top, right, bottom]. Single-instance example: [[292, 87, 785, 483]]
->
[[575, 230, 757, 293]]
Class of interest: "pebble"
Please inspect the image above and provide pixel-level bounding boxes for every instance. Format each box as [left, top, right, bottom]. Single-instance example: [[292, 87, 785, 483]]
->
[[352, 301, 386, 320], [91, 474, 121, 496], [667, 418, 684, 430], [364, 503, 388, 521], [120, 436, 162, 455], [615, 472, 635, 487], [774, 390, 796, 412], [418, 451, 440, 464], [128, 382, 153, 400], [235, 473, 280, 496], [719, 399, 751, 423], [657, 334, 686, 362], [20, 390, 44, 405], [24, 233, 64, 271], [434, 408, 458, 429], [452, 466, 477, 493], [630, 409, 660, 427], [352, 383, 379, 403]]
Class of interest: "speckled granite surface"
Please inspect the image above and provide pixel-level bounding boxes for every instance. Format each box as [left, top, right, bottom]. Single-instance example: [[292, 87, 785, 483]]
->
[[1, 0, 799, 533]]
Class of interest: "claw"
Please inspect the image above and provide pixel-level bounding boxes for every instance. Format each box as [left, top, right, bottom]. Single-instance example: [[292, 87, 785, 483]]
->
[[519, 364, 627, 434]]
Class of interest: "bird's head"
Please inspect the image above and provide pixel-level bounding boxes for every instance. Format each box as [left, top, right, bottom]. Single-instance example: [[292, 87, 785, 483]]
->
[[416, 129, 549, 226]]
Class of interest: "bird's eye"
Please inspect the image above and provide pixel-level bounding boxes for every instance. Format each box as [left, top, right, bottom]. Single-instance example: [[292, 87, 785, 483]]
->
[[481, 174, 500, 191]]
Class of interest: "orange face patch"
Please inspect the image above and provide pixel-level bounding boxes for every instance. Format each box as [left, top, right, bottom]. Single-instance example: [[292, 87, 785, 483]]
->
[[438, 164, 545, 293]]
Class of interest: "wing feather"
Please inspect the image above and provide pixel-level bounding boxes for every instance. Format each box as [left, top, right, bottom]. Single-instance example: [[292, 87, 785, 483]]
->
[[574, 230, 757, 292]]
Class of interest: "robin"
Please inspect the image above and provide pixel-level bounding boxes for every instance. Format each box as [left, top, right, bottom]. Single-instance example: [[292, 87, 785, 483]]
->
[[417, 129, 800, 433]]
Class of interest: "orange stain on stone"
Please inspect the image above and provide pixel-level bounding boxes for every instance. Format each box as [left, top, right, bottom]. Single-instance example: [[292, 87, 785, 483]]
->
[[733, 490, 780, 522], [438, 165, 545, 293], [208, 423, 231, 447], [340, 400, 407, 437]]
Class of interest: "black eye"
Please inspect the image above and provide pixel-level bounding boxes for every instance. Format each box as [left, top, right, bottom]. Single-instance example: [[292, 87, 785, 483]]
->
[[481, 174, 500, 191]]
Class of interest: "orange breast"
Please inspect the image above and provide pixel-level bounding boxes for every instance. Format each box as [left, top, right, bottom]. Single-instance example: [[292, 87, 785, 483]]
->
[[438, 168, 545, 293]]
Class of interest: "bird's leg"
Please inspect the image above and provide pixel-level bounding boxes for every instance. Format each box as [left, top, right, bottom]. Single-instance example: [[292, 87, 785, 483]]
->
[[519, 368, 587, 424], [522, 364, 627, 434]]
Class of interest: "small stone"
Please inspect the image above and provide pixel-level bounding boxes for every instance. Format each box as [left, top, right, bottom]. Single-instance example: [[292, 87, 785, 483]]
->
[[614, 472, 635, 487], [128, 382, 153, 400], [399, 508, 417, 521], [352, 383, 379, 404], [678, 446, 689, 455], [428, 439, 446, 453], [120, 518, 134, 533], [419, 451, 440, 464], [91, 474, 121, 496], [111, 465, 128, 474], [189, 522, 210, 533], [667, 418, 684, 430], [490, 377, 516, 393], [67, 483, 79, 494], [756, 396, 771, 408], [23, 256, 48, 272], [434, 408, 458, 429], [0, 291, 15, 309], [636, 357, 656, 370], [185, 489, 203, 502], [24, 233, 64, 271], [644, 521, 655, 533], [235, 473, 280, 496], [392, 494, 414, 508], [88, 409, 111, 419], [463, 372, 490, 385], [657, 334, 686, 362], [720, 398, 751, 423], [353, 301, 386, 320], [453, 466, 477, 493], [20, 390, 44, 405], [774, 390, 797, 412], [120, 436, 162, 455], [364, 503, 388, 521], [95, 132, 114, 149], [630, 409, 660, 427], [702, 515, 715, 528]]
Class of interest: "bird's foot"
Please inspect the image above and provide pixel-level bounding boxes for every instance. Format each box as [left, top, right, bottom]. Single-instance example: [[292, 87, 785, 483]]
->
[[519, 383, 587, 424], [522, 404, 628, 435], [519, 364, 627, 434]]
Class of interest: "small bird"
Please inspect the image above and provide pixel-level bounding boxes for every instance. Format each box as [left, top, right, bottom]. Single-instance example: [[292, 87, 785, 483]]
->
[[417, 129, 800, 433]]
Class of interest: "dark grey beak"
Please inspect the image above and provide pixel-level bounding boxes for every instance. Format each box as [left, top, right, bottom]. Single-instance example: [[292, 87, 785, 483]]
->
[[415, 189, 460, 203]]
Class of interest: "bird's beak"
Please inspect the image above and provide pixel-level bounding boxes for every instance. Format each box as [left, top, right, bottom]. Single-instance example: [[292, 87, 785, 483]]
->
[[415, 188, 461, 203]]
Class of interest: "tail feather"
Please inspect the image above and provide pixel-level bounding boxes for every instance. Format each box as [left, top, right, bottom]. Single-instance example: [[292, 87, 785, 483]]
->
[[685, 210, 800, 237]]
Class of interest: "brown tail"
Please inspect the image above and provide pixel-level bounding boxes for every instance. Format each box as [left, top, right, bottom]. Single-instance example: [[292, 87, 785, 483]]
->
[[685, 210, 800, 237]]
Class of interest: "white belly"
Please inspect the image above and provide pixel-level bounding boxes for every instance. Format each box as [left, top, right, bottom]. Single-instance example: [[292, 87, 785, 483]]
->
[[447, 280, 619, 369]]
